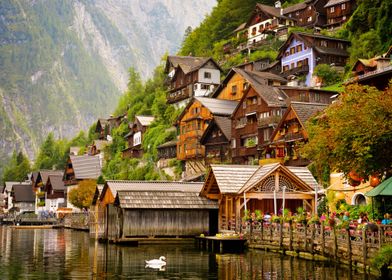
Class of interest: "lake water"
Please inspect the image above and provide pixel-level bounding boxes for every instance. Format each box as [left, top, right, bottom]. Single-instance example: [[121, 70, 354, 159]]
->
[[0, 226, 378, 279]]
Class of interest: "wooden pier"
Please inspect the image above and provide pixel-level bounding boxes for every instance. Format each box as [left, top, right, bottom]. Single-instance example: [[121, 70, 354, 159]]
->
[[195, 236, 247, 253]]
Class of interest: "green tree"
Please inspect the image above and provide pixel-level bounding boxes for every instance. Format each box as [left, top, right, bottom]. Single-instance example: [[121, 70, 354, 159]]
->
[[302, 83, 392, 182], [34, 133, 67, 170], [313, 64, 342, 86], [2, 151, 31, 182], [68, 180, 97, 210]]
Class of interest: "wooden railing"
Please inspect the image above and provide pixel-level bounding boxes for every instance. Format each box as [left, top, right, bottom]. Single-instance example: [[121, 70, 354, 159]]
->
[[282, 65, 309, 78], [242, 221, 392, 267]]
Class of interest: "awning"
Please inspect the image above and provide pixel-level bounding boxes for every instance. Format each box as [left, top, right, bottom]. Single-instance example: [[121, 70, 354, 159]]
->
[[365, 176, 392, 197]]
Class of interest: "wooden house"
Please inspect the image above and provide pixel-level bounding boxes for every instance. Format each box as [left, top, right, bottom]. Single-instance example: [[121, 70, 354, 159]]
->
[[277, 32, 350, 86], [245, 2, 295, 47], [279, 85, 338, 104], [267, 102, 326, 166], [200, 116, 232, 165], [176, 97, 238, 180], [122, 115, 155, 159], [90, 180, 217, 240], [11, 184, 35, 213], [32, 170, 64, 213], [211, 67, 287, 102], [95, 118, 109, 140], [3, 181, 30, 212], [231, 83, 287, 164], [200, 163, 318, 231], [324, 0, 356, 29], [63, 154, 102, 211], [165, 56, 222, 107], [235, 58, 271, 72], [89, 140, 109, 156], [44, 175, 66, 212], [282, 0, 328, 28], [157, 140, 177, 168]]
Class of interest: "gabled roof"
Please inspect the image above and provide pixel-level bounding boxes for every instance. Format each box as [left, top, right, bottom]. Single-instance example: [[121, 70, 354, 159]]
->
[[353, 59, 377, 69], [165, 56, 221, 74], [12, 184, 34, 202], [31, 172, 39, 183], [4, 181, 30, 193], [204, 165, 260, 194], [135, 115, 155, 126], [366, 176, 392, 197], [238, 163, 316, 193], [324, 0, 350, 8], [102, 180, 203, 201], [233, 22, 247, 33], [250, 82, 288, 107], [47, 175, 65, 191], [246, 4, 291, 28], [39, 170, 64, 186], [283, 0, 311, 14], [69, 155, 101, 180], [157, 140, 177, 149], [196, 97, 238, 116], [277, 32, 350, 59], [116, 191, 219, 209], [200, 116, 232, 145]]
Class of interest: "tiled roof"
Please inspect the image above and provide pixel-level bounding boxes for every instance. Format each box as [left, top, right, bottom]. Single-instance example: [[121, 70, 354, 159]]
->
[[240, 163, 281, 192], [283, 1, 309, 14], [157, 140, 177, 149], [324, 0, 350, 8], [208, 165, 259, 194], [47, 175, 65, 191], [250, 71, 287, 83], [12, 184, 35, 202], [4, 181, 29, 193], [70, 155, 101, 180], [214, 116, 232, 140], [256, 3, 290, 19], [135, 115, 155, 126], [286, 166, 319, 190], [196, 97, 238, 116], [117, 191, 218, 209], [233, 22, 246, 33], [290, 102, 327, 127], [105, 180, 203, 199], [167, 56, 211, 74], [39, 170, 64, 186]]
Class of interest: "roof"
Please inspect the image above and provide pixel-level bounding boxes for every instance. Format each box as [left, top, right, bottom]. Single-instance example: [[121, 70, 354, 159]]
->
[[200, 116, 232, 145], [233, 22, 246, 33], [93, 140, 109, 151], [135, 115, 155, 126], [324, 0, 350, 8], [291, 102, 327, 127], [166, 56, 221, 74], [39, 170, 64, 186], [282, 1, 309, 14], [239, 163, 316, 193], [12, 184, 35, 202], [366, 176, 392, 197], [47, 175, 65, 191], [356, 59, 377, 68], [4, 181, 30, 193], [157, 140, 177, 149], [69, 155, 101, 180], [104, 180, 203, 200], [207, 165, 259, 194], [196, 97, 238, 116], [116, 191, 218, 209], [254, 3, 291, 21]]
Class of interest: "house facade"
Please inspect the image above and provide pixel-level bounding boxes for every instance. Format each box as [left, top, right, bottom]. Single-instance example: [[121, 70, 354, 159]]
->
[[278, 32, 350, 86], [165, 56, 221, 107], [44, 175, 66, 212], [122, 115, 155, 159], [324, 0, 356, 29], [12, 184, 35, 213], [32, 170, 64, 214], [283, 0, 328, 28]]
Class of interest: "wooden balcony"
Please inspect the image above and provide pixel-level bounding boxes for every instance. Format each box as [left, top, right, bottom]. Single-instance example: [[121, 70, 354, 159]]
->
[[232, 146, 257, 158], [284, 131, 304, 142], [258, 116, 281, 127], [282, 65, 309, 78], [167, 87, 192, 104]]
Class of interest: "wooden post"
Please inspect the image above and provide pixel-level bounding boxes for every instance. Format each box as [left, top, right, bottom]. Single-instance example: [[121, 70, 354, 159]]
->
[[261, 220, 264, 242], [279, 221, 283, 250], [362, 229, 367, 271], [304, 224, 308, 252], [379, 225, 384, 249], [347, 228, 352, 265], [310, 224, 315, 254], [289, 222, 293, 251], [321, 223, 325, 256], [270, 223, 273, 243], [333, 225, 338, 261]]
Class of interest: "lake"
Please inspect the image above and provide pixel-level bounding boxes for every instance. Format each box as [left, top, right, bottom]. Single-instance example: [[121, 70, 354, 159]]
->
[[0, 226, 378, 279]]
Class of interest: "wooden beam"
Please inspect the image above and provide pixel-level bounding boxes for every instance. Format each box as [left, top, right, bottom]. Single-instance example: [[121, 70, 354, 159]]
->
[[245, 192, 313, 199]]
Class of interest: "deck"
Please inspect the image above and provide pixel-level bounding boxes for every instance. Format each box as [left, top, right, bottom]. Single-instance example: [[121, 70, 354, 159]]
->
[[195, 236, 247, 253]]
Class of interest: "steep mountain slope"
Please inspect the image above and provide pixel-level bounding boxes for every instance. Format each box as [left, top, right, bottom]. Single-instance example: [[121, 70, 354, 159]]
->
[[0, 0, 215, 172]]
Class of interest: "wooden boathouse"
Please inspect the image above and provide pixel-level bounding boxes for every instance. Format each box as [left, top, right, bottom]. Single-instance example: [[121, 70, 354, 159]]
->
[[90, 180, 219, 242]]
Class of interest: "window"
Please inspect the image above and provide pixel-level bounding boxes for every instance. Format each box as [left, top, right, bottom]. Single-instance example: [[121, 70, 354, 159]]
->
[[283, 65, 289, 72], [308, 6, 311, 10], [291, 62, 295, 69], [201, 84, 209, 90], [252, 27, 257, 35], [290, 47, 295, 54], [285, 51, 290, 57], [307, 16, 312, 22], [193, 84, 198, 91], [263, 129, 270, 141], [338, 42, 344, 49], [300, 92, 306, 102], [297, 60, 303, 67], [243, 102, 246, 109], [314, 93, 320, 102], [330, 6, 334, 13], [341, 3, 346, 10], [231, 85, 237, 95], [204, 72, 211, 79], [321, 40, 328, 47], [296, 45, 303, 52], [342, 16, 346, 21], [231, 139, 236, 148], [296, 11, 299, 16]]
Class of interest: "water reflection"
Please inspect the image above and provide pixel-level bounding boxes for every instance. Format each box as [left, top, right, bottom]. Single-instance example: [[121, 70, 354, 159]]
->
[[0, 226, 377, 279]]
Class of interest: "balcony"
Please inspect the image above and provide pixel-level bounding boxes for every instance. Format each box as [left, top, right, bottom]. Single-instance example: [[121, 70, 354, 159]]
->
[[167, 87, 192, 104], [232, 146, 257, 158], [282, 65, 309, 78], [258, 116, 281, 127], [284, 131, 304, 142]]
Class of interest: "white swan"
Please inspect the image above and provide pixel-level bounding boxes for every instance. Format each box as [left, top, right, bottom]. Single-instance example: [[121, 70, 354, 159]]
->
[[145, 256, 166, 266]]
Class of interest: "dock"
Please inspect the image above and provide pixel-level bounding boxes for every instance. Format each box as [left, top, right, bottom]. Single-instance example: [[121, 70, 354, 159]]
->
[[195, 236, 247, 253], [10, 225, 55, 229]]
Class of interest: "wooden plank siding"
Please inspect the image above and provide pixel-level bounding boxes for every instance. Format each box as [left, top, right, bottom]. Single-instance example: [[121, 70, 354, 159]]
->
[[215, 72, 249, 101], [325, 1, 355, 28]]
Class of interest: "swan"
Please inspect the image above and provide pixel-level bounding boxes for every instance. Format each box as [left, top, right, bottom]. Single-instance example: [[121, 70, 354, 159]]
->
[[145, 256, 166, 266]]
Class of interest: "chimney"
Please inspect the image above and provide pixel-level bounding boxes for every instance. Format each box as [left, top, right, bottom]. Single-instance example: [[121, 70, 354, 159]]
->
[[275, 1, 282, 9]]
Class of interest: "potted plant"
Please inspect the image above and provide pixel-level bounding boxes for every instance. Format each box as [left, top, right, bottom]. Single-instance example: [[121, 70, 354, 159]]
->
[[255, 210, 263, 223]]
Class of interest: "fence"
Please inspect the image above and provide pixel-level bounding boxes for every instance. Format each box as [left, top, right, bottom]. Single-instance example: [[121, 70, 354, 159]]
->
[[244, 221, 392, 268]]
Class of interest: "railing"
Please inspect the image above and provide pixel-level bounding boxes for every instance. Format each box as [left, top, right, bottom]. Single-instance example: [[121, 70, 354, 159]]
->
[[345, 64, 392, 84], [282, 65, 310, 78], [258, 116, 281, 127], [243, 221, 392, 267]]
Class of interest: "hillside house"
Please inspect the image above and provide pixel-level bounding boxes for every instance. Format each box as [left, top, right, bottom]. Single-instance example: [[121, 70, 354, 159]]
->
[[11, 184, 35, 213], [2, 181, 30, 212], [212, 68, 287, 102], [165, 56, 222, 107], [32, 170, 64, 214], [44, 175, 66, 212], [279, 86, 338, 104], [95, 115, 125, 141], [245, 2, 295, 47], [157, 140, 177, 168], [324, 0, 356, 29], [277, 32, 350, 86], [267, 102, 326, 166], [231, 83, 287, 164], [283, 0, 328, 28], [176, 97, 238, 181], [200, 116, 232, 165], [236, 58, 271, 72], [200, 163, 318, 231], [89, 140, 109, 156], [122, 115, 155, 159]]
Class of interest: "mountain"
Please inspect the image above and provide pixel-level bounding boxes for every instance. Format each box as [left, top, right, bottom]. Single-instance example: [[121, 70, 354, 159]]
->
[[0, 0, 215, 172]]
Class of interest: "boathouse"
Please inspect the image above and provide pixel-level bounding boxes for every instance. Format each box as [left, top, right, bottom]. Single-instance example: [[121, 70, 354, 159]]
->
[[200, 163, 318, 230], [91, 180, 218, 241]]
